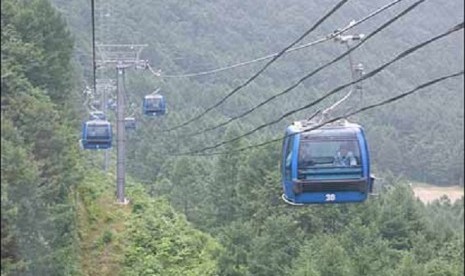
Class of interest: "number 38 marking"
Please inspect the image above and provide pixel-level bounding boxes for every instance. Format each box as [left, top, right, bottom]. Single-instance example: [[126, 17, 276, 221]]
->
[[325, 194, 336, 201]]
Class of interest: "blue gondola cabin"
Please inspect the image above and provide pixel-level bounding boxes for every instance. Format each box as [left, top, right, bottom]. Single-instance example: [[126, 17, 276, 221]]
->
[[81, 120, 112, 150], [143, 94, 166, 116], [281, 120, 374, 205], [124, 117, 136, 130], [107, 99, 117, 110]]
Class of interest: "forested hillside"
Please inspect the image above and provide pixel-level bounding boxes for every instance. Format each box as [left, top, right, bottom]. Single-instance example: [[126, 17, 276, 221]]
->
[[52, 0, 464, 186], [1, 0, 82, 273], [1, 0, 221, 275], [2, 0, 464, 275]]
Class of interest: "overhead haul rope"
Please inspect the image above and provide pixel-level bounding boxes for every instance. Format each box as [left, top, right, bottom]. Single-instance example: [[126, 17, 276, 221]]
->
[[157, 0, 404, 134], [181, 70, 464, 156], [91, 0, 97, 97], [82, 0, 98, 116], [182, 0, 415, 139], [172, 21, 464, 156], [149, 0, 402, 79], [173, 0, 425, 139], [159, 0, 350, 133]]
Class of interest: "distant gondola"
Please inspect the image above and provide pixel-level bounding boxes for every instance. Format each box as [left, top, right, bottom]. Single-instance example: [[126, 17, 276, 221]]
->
[[143, 94, 166, 116], [81, 119, 112, 150], [124, 117, 136, 130], [107, 99, 117, 110], [281, 119, 374, 205]]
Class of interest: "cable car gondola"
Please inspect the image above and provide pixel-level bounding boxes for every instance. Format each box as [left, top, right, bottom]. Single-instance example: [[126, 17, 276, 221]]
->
[[124, 117, 136, 130], [81, 119, 112, 150], [143, 94, 166, 116], [107, 99, 117, 111], [281, 119, 374, 205]]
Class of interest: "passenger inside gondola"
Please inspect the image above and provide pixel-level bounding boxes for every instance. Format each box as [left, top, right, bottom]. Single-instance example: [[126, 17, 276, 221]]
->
[[282, 121, 371, 205], [148, 98, 161, 109], [298, 143, 314, 167], [89, 128, 97, 137], [88, 125, 109, 138], [333, 142, 358, 167]]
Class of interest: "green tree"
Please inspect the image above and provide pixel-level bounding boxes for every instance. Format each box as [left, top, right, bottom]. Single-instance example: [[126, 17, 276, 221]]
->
[[393, 254, 424, 276], [290, 235, 353, 276], [247, 215, 304, 276], [123, 187, 221, 276], [210, 127, 243, 227], [1, 0, 82, 274]]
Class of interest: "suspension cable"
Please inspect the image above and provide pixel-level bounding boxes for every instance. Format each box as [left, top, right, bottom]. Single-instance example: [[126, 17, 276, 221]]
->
[[148, 0, 403, 79], [160, 0, 350, 133], [181, 70, 464, 156], [159, 0, 405, 134], [91, 0, 97, 95], [181, 0, 424, 138], [174, 21, 464, 155]]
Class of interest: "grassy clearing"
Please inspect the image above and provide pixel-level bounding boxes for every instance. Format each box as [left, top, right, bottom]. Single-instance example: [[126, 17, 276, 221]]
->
[[76, 171, 131, 276], [410, 181, 464, 203]]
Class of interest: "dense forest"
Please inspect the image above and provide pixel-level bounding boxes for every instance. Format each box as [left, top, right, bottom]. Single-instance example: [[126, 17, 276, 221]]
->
[[1, 0, 463, 275]]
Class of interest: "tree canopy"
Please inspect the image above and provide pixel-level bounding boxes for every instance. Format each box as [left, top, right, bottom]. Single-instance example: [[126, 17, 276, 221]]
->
[[2, 0, 463, 275]]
